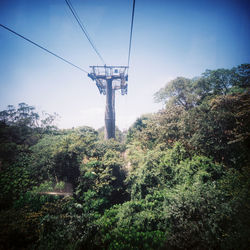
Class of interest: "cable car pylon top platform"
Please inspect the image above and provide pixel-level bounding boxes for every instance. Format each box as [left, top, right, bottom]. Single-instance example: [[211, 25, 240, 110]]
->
[[88, 65, 128, 95]]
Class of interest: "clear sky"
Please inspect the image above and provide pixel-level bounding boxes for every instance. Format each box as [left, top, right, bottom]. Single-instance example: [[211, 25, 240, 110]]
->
[[0, 0, 249, 130]]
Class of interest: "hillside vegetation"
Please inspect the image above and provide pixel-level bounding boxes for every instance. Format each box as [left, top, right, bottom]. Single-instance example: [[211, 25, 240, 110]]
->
[[0, 64, 249, 249]]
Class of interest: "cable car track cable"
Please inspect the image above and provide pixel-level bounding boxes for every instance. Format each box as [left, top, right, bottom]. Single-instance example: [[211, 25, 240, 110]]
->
[[65, 0, 106, 65], [0, 24, 88, 74], [127, 0, 136, 68]]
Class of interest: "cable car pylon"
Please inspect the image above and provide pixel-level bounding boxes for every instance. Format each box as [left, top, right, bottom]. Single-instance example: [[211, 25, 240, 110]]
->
[[88, 66, 128, 139]]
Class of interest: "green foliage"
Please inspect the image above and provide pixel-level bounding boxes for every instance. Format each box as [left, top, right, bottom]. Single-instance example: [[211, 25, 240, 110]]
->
[[0, 103, 58, 131], [174, 155, 224, 185], [37, 198, 100, 250], [0, 103, 58, 161], [201, 64, 250, 95], [76, 145, 127, 212], [96, 199, 166, 250], [133, 88, 249, 169], [93, 138, 126, 158], [126, 143, 224, 200], [154, 76, 198, 110], [0, 153, 35, 209], [164, 183, 229, 249], [55, 181, 65, 192], [154, 64, 250, 108], [0, 64, 249, 249], [0, 207, 42, 249], [126, 114, 157, 148], [30, 127, 98, 187], [34, 180, 54, 192], [163, 165, 250, 249], [181, 92, 250, 168]]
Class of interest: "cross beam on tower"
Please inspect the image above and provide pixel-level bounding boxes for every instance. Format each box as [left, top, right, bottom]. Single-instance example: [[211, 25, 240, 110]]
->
[[88, 66, 128, 140]]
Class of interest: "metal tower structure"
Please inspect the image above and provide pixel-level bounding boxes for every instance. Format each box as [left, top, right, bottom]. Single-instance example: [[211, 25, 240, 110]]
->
[[88, 66, 128, 140]]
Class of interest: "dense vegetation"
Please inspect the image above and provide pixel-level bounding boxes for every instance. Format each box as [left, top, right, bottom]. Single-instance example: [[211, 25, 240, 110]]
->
[[0, 64, 249, 249]]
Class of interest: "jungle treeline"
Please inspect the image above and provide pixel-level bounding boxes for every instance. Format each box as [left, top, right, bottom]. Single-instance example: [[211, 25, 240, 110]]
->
[[0, 64, 249, 249]]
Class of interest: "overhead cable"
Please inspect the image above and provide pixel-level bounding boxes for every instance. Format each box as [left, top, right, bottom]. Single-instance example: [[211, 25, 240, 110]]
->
[[65, 0, 106, 65], [127, 0, 136, 68], [0, 24, 88, 73]]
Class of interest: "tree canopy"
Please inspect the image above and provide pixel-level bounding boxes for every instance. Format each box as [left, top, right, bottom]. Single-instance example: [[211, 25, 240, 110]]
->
[[0, 64, 249, 249]]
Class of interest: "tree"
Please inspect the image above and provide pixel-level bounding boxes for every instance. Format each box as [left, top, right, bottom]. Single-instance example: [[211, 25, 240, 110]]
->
[[0, 103, 58, 163], [0, 103, 57, 130], [154, 77, 197, 110], [234, 63, 250, 88], [154, 64, 250, 109], [30, 127, 99, 187], [179, 92, 250, 168]]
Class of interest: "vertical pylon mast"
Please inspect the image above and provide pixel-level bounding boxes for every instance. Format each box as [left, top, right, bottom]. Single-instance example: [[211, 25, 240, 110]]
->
[[88, 66, 128, 139]]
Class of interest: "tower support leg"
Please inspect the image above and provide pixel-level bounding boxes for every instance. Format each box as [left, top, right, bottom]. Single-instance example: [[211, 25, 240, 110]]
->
[[105, 79, 115, 139], [112, 89, 116, 137]]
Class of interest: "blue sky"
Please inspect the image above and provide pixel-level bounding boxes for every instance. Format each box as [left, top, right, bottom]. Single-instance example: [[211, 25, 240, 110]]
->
[[0, 0, 249, 130]]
